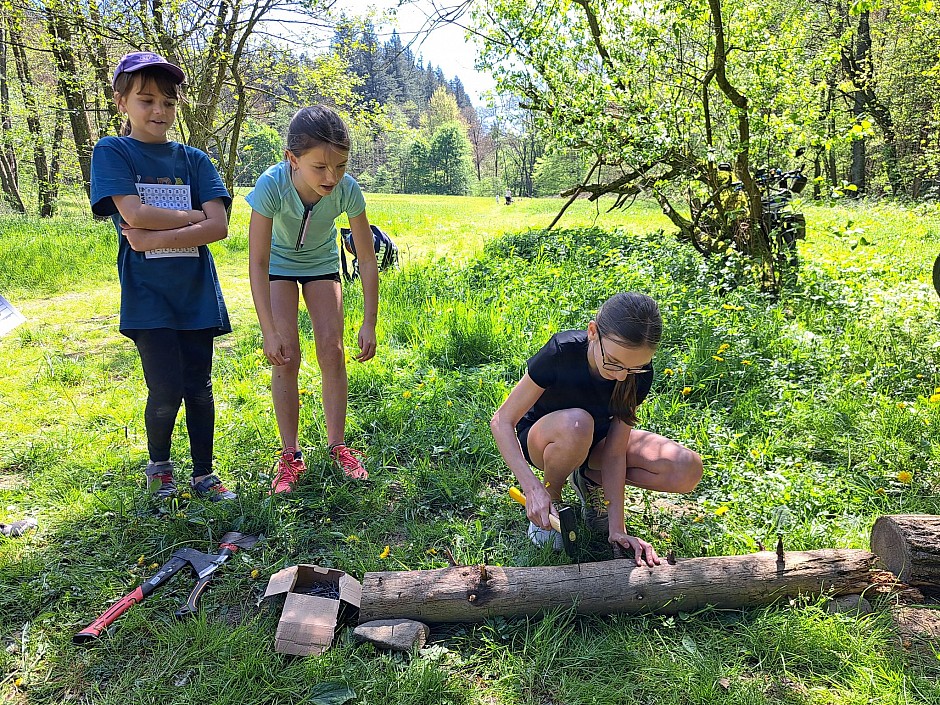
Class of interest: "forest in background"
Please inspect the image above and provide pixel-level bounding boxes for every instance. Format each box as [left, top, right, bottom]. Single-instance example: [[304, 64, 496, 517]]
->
[[0, 0, 938, 218]]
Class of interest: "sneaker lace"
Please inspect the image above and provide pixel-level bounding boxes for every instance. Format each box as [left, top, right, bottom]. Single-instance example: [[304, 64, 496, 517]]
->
[[331, 445, 368, 479], [276, 452, 305, 484]]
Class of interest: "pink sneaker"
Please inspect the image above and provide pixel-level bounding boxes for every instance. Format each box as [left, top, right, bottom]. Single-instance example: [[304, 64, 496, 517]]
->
[[330, 444, 368, 479], [270, 448, 307, 494]]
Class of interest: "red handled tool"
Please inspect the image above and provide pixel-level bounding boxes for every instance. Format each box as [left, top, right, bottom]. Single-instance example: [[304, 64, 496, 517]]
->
[[75, 531, 258, 643]]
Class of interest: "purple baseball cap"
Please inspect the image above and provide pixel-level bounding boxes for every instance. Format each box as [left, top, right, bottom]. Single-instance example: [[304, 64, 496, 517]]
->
[[112, 51, 185, 88]]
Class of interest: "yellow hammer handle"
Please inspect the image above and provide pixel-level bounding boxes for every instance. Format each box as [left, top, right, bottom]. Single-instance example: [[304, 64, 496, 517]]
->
[[508, 487, 561, 532]]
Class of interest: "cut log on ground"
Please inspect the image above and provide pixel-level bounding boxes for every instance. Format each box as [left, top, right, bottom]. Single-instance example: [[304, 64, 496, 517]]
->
[[359, 549, 874, 624], [870, 514, 940, 590]]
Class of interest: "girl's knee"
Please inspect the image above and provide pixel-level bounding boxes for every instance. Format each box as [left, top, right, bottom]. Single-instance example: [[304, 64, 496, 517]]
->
[[675, 449, 704, 493]]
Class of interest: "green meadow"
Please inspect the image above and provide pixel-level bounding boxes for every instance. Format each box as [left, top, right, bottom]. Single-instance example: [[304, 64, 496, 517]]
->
[[1, 193, 940, 704]]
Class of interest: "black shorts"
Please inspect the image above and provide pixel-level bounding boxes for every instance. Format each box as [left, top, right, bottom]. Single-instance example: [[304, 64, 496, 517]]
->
[[516, 418, 610, 468], [269, 272, 341, 285]]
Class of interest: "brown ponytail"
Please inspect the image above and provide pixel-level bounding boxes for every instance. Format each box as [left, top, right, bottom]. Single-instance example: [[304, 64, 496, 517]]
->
[[595, 292, 662, 425]]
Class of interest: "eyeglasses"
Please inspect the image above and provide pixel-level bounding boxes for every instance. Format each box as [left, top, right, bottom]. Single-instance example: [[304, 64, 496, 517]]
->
[[597, 336, 649, 374], [294, 204, 313, 251]]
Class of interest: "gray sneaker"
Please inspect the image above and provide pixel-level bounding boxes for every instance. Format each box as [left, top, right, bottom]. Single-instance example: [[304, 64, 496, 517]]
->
[[527, 521, 563, 551], [145, 461, 177, 499], [570, 466, 609, 534]]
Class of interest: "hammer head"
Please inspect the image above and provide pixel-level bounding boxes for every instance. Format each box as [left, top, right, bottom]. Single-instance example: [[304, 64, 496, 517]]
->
[[555, 505, 579, 560]]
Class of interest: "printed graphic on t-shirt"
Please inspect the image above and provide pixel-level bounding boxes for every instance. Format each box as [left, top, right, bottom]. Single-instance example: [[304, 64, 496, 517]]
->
[[136, 182, 199, 259]]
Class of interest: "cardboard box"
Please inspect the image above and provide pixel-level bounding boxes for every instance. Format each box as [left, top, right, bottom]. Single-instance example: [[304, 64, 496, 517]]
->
[[263, 564, 362, 656]]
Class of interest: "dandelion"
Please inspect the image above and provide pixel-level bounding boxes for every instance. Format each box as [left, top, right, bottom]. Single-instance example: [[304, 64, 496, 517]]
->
[[721, 303, 744, 311], [896, 471, 913, 484], [682, 386, 692, 396], [14, 678, 23, 688], [402, 391, 412, 399], [741, 360, 753, 366], [916, 374, 925, 379], [715, 506, 730, 516], [346, 534, 360, 543], [251, 569, 260, 579], [930, 394, 940, 404], [149, 562, 159, 570], [379, 545, 391, 559], [712, 356, 724, 362], [137, 555, 145, 566], [693, 515, 704, 523], [663, 368, 675, 376], [718, 343, 730, 354], [446, 400, 453, 407], [426, 548, 438, 555]]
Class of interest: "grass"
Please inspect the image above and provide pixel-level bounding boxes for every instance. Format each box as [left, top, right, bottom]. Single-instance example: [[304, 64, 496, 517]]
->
[[1, 192, 940, 704]]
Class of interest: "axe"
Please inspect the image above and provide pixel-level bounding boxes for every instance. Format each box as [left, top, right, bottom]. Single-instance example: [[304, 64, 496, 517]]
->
[[75, 531, 259, 643], [509, 487, 579, 561]]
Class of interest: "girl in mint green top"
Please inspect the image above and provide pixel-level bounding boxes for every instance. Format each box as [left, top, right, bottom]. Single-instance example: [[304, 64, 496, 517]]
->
[[247, 106, 379, 491]]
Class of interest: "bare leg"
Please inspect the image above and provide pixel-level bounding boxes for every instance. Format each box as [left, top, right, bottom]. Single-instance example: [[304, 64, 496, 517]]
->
[[588, 428, 703, 494], [301, 278, 346, 448], [526, 408, 595, 501], [270, 280, 303, 451]]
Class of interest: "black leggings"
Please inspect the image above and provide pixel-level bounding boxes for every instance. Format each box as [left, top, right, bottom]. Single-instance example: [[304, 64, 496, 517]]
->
[[128, 328, 216, 477]]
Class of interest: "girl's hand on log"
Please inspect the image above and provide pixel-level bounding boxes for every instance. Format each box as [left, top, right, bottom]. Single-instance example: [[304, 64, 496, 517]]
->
[[610, 530, 661, 568]]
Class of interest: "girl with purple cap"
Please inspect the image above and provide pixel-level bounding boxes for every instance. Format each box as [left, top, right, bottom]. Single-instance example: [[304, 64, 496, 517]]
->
[[89, 51, 236, 502]]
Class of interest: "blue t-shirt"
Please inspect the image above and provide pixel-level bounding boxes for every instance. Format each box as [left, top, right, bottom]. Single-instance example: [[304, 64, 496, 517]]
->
[[90, 136, 232, 335], [245, 161, 366, 276], [520, 330, 654, 442]]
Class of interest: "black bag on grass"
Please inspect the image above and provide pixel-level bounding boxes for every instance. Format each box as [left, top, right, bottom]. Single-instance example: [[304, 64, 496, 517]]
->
[[339, 225, 399, 281]]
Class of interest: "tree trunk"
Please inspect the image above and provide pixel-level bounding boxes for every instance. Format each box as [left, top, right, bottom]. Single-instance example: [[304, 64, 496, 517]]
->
[[46, 1, 93, 196], [359, 549, 874, 624], [0, 16, 25, 212], [870, 515, 940, 590], [9, 19, 54, 217]]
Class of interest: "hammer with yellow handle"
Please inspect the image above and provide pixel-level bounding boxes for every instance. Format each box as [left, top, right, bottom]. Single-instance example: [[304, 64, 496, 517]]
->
[[508, 486, 579, 559]]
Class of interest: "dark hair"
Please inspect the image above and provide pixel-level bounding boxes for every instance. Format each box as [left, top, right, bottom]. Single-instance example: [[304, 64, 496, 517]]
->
[[286, 105, 350, 156], [113, 67, 182, 137], [595, 292, 663, 426]]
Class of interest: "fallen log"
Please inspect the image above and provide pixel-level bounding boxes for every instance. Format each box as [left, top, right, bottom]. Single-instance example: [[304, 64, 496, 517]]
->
[[870, 514, 940, 590], [359, 549, 874, 624]]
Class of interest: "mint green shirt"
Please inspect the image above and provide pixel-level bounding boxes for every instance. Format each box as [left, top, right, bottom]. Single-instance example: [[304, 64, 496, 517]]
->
[[246, 161, 366, 276]]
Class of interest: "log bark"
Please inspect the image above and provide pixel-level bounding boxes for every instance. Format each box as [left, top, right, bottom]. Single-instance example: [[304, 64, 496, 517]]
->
[[870, 515, 940, 589], [359, 549, 874, 624]]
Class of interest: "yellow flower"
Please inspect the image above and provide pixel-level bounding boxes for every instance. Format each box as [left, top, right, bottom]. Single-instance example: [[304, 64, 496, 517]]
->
[[426, 548, 438, 555], [251, 569, 260, 579], [875, 487, 886, 495], [741, 360, 752, 366], [14, 678, 23, 688], [149, 563, 159, 570], [896, 471, 913, 484], [180, 491, 191, 500], [718, 343, 730, 354], [402, 391, 412, 399], [663, 368, 675, 376], [693, 515, 704, 523], [915, 374, 924, 379], [682, 386, 692, 396], [346, 534, 360, 543], [137, 555, 145, 566], [446, 400, 453, 407], [930, 394, 940, 404], [712, 356, 724, 362], [715, 506, 730, 516], [379, 545, 391, 559], [934, 386, 940, 394]]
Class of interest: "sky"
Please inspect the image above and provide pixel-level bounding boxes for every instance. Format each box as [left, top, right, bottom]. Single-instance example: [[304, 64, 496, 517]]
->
[[336, 0, 496, 104]]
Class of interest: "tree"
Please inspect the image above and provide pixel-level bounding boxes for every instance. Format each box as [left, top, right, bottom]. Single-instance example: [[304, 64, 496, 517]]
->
[[475, 0, 823, 290], [428, 122, 472, 195], [234, 119, 282, 187]]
